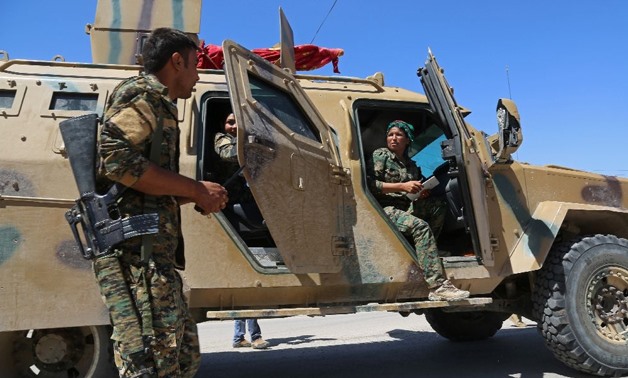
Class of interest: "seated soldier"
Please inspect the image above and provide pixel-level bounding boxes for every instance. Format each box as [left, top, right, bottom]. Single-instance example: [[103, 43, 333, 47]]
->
[[213, 112, 252, 204], [367, 120, 469, 301]]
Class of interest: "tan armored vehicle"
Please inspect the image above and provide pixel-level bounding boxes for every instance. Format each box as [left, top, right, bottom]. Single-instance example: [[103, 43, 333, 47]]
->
[[1, 1, 627, 377]]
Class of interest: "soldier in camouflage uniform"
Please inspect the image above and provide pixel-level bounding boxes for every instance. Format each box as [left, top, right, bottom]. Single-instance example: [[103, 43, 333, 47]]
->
[[367, 120, 469, 301], [96, 28, 228, 377], [213, 112, 253, 203]]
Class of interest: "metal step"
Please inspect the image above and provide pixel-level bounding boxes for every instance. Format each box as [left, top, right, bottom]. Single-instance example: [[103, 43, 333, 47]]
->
[[206, 297, 493, 320]]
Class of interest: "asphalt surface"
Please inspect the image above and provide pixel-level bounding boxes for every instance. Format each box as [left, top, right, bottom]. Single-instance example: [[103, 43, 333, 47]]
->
[[196, 312, 591, 378]]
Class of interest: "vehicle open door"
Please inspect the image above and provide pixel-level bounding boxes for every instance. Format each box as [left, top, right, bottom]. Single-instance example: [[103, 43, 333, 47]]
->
[[418, 50, 494, 266], [222, 39, 350, 273]]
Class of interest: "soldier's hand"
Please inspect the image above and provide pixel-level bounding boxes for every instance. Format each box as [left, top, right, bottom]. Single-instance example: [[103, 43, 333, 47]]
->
[[194, 181, 228, 215], [402, 180, 423, 194]]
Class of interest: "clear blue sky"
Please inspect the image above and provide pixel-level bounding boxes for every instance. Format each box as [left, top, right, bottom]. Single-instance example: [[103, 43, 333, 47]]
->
[[2, 1, 627, 176]]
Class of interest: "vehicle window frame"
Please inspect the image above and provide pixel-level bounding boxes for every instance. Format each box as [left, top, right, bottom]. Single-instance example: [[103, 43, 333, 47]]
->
[[247, 74, 321, 143], [39, 82, 108, 119], [49, 91, 99, 112], [0, 84, 27, 117]]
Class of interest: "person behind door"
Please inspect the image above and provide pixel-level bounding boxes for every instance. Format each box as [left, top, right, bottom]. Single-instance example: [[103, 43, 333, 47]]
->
[[367, 120, 470, 301], [232, 319, 270, 349], [214, 113, 270, 349], [213, 112, 253, 203]]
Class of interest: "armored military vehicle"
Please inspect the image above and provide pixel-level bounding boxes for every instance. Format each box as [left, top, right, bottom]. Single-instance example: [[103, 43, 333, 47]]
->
[[1, 0, 627, 377]]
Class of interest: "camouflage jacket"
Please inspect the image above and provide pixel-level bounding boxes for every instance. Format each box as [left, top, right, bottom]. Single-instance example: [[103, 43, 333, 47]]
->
[[213, 132, 252, 203], [214, 131, 238, 164], [367, 147, 424, 210], [97, 74, 181, 260]]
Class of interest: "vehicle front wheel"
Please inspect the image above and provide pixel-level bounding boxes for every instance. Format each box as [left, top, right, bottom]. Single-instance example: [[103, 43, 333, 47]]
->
[[533, 234, 628, 377], [424, 308, 505, 341], [4, 325, 117, 378]]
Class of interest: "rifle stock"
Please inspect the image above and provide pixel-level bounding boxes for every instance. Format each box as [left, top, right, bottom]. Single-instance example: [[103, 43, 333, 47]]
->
[[59, 114, 98, 196]]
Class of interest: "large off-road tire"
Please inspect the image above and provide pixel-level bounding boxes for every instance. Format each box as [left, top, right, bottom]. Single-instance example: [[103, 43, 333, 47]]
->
[[425, 308, 505, 341], [4, 325, 117, 378], [533, 234, 628, 377]]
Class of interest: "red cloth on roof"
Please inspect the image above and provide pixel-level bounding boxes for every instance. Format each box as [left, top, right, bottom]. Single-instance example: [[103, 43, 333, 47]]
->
[[197, 42, 343, 73], [197, 42, 224, 70]]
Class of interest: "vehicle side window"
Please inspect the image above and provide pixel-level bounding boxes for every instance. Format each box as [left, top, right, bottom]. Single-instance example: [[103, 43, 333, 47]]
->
[[0, 89, 16, 108], [49, 92, 98, 111], [410, 124, 447, 177], [248, 74, 321, 143]]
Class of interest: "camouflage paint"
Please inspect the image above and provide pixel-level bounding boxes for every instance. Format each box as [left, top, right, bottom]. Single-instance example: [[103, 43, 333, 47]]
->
[[108, 0, 122, 64], [139, 0, 154, 30], [0, 168, 36, 196], [493, 173, 553, 257], [55, 239, 91, 270], [106, 0, 186, 66], [341, 236, 388, 284], [0, 225, 21, 265], [398, 264, 425, 298], [138, 0, 184, 30], [172, 0, 184, 30], [582, 176, 623, 207]]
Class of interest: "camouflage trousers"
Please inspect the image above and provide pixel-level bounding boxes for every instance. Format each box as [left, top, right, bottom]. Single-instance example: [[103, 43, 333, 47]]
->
[[384, 196, 448, 288], [93, 250, 200, 378]]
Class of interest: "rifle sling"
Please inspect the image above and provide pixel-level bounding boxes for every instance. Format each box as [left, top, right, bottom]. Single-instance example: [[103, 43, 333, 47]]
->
[[138, 111, 164, 339], [140, 112, 163, 265]]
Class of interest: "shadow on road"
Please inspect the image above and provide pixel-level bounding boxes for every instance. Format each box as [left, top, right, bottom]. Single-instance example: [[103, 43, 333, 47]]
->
[[268, 334, 336, 346], [198, 326, 590, 378]]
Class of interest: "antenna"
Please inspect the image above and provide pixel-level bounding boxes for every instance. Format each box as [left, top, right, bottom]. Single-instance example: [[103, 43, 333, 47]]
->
[[506, 65, 512, 99], [505, 65, 518, 160], [310, 0, 339, 44]]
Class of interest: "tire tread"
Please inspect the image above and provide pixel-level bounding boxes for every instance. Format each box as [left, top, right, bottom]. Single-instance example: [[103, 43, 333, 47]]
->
[[532, 234, 628, 377]]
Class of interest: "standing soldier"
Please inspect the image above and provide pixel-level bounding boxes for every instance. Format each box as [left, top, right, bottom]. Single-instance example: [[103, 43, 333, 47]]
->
[[96, 28, 228, 377]]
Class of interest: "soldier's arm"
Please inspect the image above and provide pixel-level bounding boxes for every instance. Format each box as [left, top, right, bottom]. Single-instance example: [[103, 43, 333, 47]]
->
[[100, 97, 227, 213], [381, 181, 423, 194], [214, 133, 238, 162], [130, 163, 227, 213], [369, 149, 422, 195]]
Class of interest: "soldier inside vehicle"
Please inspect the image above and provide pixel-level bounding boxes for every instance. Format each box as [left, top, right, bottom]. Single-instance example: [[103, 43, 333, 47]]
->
[[355, 102, 474, 258], [200, 95, 475, 272]]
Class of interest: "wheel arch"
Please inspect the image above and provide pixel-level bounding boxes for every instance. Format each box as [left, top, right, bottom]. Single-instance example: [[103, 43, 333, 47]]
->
[[501, 201, 628, 276]]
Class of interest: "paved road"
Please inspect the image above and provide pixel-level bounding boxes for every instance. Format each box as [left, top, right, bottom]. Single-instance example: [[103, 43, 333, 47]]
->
[[197, 312, 590, 378]]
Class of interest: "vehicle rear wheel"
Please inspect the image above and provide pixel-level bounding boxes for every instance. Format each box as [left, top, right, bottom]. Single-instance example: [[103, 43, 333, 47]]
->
[[424, 308, 505, 341], [533, 234, 628, 377], [4, 325, 116, 378]]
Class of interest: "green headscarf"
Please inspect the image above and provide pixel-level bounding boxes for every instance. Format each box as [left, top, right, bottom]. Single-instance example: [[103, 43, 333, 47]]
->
[[386, 120, 415, 143]]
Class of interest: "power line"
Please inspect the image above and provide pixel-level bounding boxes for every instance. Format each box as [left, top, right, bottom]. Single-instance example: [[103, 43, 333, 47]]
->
[[310, 0, 338, 44]]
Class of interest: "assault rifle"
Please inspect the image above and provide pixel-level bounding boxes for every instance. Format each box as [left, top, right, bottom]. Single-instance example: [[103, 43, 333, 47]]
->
[[59, 114, 159, 259]]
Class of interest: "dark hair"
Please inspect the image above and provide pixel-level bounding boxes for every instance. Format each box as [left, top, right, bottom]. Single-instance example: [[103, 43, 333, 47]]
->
[[142, 27, 198, 74]]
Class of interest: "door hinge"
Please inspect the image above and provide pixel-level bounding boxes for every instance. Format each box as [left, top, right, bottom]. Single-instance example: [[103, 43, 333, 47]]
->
[[484, 235, 498, 266], [489, 235, 499, 252], [330, 165, 351, 186], [332, 236, 354, 256]]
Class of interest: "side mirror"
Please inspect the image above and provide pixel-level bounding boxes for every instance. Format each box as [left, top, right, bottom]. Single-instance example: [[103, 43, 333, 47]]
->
[[494, 98, 522, 163]]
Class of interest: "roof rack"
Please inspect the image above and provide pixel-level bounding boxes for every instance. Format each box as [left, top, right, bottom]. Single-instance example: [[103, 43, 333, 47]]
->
[[295, 74, 385, 92]]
